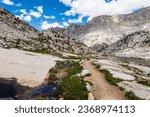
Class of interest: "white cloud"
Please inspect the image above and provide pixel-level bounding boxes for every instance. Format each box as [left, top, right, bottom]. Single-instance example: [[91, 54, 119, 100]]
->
[[24, 15, 32, 22], [64, 8, 76, 16], [59, 0, 72, 6], [30, 10, 41, 18], [41, 21, 64, 30], [20, 9, 28, 15], [68, 15, 83, 23], [63, 22, 69, 27], [43, 15, 56, 19], [16, 3, 22, 7], [19, 7, 43, 19], [60, 0, 150, 22], [16, 7, 43, 22], [36, 6, 43, 14], [1, 0, 14, 5]]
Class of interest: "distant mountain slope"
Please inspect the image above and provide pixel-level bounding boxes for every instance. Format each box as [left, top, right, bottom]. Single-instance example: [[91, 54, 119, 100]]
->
[[0, 7, 90, 55], [0, 6, 39, 40], [60, 6, 150, 59], [109, 31, 150, 59], [63, 24, 82, 38], [63, 6, 150, 47]]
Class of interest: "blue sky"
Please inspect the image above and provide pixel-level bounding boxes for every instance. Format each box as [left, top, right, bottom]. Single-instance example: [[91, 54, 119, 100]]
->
[[0, 0, 150, 30]]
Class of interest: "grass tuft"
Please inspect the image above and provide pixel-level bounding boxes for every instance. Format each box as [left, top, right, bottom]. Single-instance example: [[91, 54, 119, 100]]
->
[[125, 91, 142, 100], [137, 80, 150, 87], [60, 76, 88, 100], [100, 69, 122, 85]]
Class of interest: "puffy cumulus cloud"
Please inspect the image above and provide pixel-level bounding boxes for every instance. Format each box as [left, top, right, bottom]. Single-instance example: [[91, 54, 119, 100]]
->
[[41, 21, 64, 30], [43, 15, 56, 19], [36, 6, 43, 14], [1, 0, 21, 6], [59, 0, 72, 6], [68, 15, 83, 23], [29, 6, 43, 18], [16, 9, 33, 22], [60, 0, 150, 21], [1, 0, 14, 5], [23, 15, 32, 22], [64, 8, 76, 16], [16, 3, 22, 7], [29, 10, 41, 18], [63, 22, 69, 27], [20, 9, 28, 15], [16, 7, 43, 22], [19, 7, 43, 19]]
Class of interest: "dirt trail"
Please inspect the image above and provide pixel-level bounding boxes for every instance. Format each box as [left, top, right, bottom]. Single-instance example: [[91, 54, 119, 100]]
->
[[84, 61, 125, 100]]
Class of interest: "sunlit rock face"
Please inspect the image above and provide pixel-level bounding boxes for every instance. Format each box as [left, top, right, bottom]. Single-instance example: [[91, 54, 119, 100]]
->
[[0, 48, 60, 87], [62, 6, 150, 59], [0, 6, 39, 40]]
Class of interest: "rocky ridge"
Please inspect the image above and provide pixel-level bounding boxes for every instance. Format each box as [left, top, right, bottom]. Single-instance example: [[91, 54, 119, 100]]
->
[[0, 6, 90, 55], [60, 6, 150, 58]]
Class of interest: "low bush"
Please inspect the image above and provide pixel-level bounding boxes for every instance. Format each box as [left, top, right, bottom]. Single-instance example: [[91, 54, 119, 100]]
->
[[100, 69, 122, 85], [125, 91, 141, 100], [137, 80, 150, 87], [60, 76, 88, 100], [60, 62, 88, 100], [66, 62, 83, 77], [48, 73, 57, 85]]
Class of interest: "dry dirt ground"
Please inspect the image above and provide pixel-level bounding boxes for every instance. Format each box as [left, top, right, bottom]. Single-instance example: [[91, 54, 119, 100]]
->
[[84, 61, 125, 100]]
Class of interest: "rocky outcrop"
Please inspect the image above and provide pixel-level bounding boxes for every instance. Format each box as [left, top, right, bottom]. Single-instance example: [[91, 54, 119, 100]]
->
[[102, 31, 150, 53], [0, 6, 39, 40], [63, 24, 82, 38], [0, 6, 90, 54], [60, 6, 150, 59], [63, 6, 150, 48]]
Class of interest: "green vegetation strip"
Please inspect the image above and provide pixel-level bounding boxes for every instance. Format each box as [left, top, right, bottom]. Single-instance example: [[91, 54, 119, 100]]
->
[[120, 64, 144, 75], [65, 62, 83, 77], [125, 91, 142, 100], [137, 81, 150, 87], [48, 61, 88, 100], [25, 49, 83, 60], [60, 62, 88, 100], [24, 49, 63, 57], [99, 67, 142, 100], [60, 76, 88, 100], [100, 69, 122, 85]]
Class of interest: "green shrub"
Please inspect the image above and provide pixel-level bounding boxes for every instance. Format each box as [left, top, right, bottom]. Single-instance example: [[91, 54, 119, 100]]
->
[[63, 55, 82, 60], [48, 73, 57, 85], [25, 49, 52, 54], [95, 64, 101, 69], [60, 62, 88, 100], [125, 91, 141, 100], [60, 76, 88, 100], [49, 68, 58, 74], [100, 69, 122, 85], [137, 80, 150, 87], [66, 62, 83, 77]]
